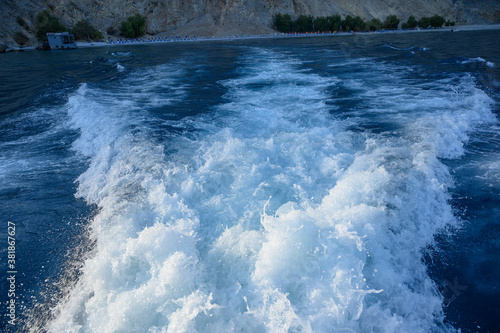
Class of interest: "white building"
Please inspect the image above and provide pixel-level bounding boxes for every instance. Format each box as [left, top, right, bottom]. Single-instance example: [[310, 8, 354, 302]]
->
[[46, 32, 76, 49]]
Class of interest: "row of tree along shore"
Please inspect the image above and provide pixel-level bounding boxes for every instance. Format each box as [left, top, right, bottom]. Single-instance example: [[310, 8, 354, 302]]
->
[[12, 10, 456, 47], [273, 14, 455, 33], [13, 10, 147, 47]]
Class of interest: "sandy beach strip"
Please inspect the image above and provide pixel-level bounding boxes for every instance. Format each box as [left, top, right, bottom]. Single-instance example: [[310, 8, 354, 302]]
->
[[74, 24, 500, 48]]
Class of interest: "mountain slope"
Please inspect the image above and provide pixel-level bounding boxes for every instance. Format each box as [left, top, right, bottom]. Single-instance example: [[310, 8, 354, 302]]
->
[[1, 0, 499, 46]]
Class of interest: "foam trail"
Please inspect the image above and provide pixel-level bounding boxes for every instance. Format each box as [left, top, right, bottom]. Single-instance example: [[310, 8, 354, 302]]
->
[[46, 49, 496, 332]]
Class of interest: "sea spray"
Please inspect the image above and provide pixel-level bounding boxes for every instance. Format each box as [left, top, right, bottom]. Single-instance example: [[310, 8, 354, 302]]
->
[[44, 47, 496, 332]]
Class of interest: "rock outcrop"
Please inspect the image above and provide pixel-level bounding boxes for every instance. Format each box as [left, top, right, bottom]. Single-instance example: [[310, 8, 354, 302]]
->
[[1, 0, 499, 47]]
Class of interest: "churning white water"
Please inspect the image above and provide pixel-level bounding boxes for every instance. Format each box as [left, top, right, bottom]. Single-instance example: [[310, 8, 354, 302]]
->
[[46, 47, 495, 332]]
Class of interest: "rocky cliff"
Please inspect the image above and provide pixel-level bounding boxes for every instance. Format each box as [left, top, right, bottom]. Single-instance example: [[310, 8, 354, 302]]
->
[[1, 0, 499, 47]]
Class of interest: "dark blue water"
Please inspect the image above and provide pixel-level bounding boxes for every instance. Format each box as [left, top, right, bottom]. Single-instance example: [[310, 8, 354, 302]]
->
[[0, 30, 499, 332]]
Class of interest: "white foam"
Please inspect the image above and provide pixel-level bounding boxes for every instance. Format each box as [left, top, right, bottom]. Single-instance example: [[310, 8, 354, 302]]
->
[[382, 44, 429, 52], [461, 57, 495, 68], [46, 48, 496, 332]]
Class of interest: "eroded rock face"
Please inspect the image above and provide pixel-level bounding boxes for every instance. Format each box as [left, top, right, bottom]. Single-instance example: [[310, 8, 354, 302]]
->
[[1, 0, 499, 46]]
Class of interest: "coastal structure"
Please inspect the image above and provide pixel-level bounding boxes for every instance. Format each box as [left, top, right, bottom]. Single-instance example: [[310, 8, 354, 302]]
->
[[46, 32, 76, 49]]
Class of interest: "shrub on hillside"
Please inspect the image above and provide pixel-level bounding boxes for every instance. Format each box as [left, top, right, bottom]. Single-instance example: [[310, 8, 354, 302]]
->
[[73, 20, 103, 40], [17, 16, 28, 29], [13, 31, 29, 46], [35, 10, 67, 38], [120, 14, 146, 38]]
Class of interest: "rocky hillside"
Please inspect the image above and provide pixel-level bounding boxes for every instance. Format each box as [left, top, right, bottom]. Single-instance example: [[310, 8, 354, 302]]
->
[[1, 0, 499, 47]]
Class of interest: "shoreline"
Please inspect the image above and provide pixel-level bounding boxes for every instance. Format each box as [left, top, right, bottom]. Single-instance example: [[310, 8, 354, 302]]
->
[[6, 24, 500, 53]]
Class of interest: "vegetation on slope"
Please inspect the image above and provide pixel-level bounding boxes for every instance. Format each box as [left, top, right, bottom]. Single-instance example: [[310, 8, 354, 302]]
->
[[35, 10, 67, 38], [120, 14, 146, 38], [273, 13, 452, 33], [73, 20, 104, 40]]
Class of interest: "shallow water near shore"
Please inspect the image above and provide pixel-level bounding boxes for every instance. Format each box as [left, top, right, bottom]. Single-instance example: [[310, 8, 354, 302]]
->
[[1, 30, 499, 332]]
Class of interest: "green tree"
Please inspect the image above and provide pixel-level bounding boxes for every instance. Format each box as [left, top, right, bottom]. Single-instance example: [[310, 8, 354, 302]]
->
[[383, 15, 400, 29], [313, 17, 329, 32], [273, 13, 282, 31], [121, 21, 135, 38], [366, 18, 382, 31], [430, 14, 446, 28], [35, 10, 67, 38], [273, 13, 292, 33], [131, 14, 146, 36], [418, 17, 431, 28], [342, 15, 354, 31], [402, 16, 418, 29], [294, 15, 313, 33], [73, 20, 103, 40], [445, 20, 456, 27], [326, 14, 342, 31], [352, 16, 365, 31], [120, 14, 146, 38]]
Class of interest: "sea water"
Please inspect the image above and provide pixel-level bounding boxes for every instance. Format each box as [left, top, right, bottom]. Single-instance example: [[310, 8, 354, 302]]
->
[[0, 30, 499, 332]]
